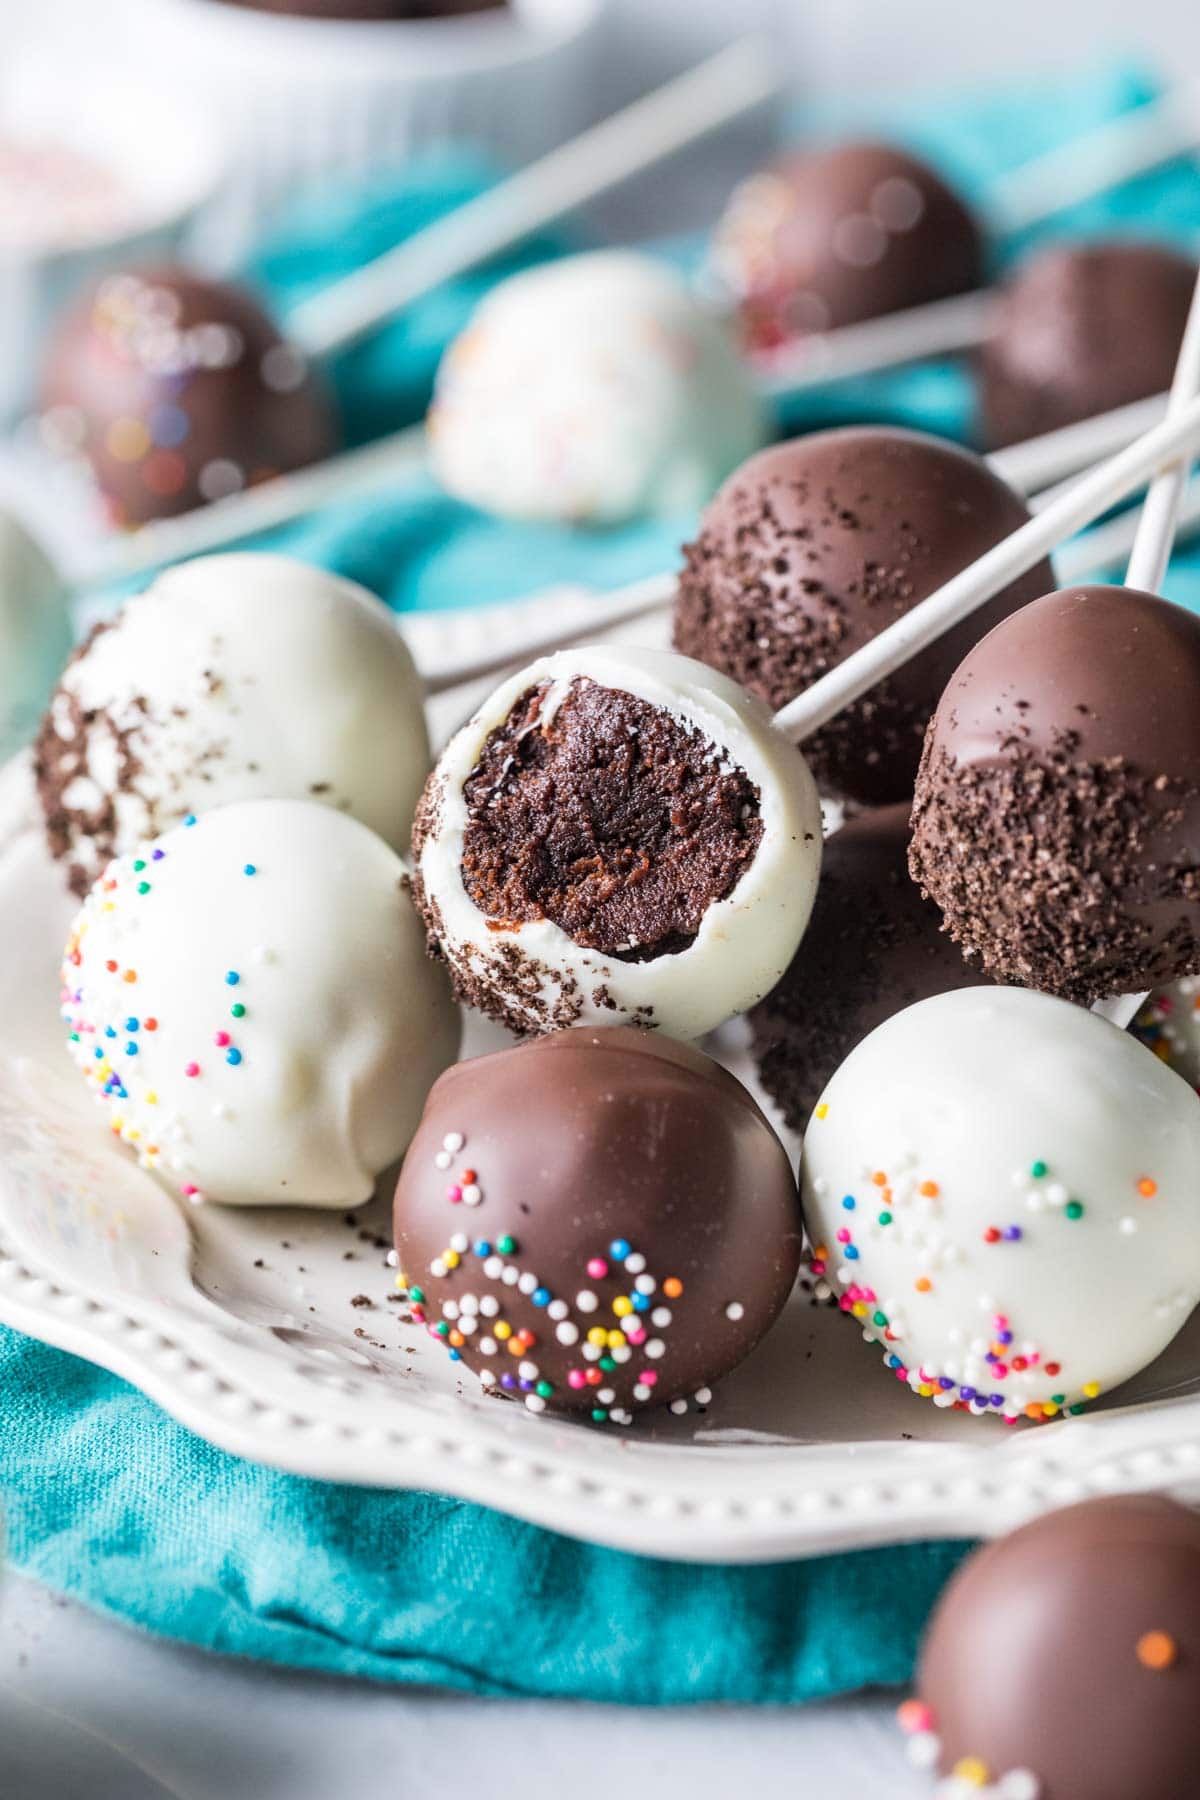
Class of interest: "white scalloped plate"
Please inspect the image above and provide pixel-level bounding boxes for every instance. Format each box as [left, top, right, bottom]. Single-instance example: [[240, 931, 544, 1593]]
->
[[6, 619, 1200, 1565]]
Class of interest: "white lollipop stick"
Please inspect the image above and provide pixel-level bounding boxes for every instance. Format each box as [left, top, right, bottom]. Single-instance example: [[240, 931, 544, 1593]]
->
[[1092, 267, 1200, 1029], [771, 393, 1200, 743], [287, 39, 779, 359]]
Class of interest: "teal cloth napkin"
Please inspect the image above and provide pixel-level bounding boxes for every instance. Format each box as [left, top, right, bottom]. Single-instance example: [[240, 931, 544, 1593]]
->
[[4, 60, 1200, 1700]]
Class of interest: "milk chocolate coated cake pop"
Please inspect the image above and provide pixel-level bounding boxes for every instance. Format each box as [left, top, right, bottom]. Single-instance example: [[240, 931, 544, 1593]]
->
[[62, 800, 460, 1208], [750, 804, 983, 1133], [411, 644, 822, 1040], [910, 585, 1200, 1003], [41, 268, 337, 526], [711, 141, 985, 355], [35, 553, 430, 897], [903, 1496, 1200, 1800], [802, 986, 1200, 1421], [980, 241, 1197, 447], [673, 428, 1054, 805], [430, 252, 767, 525], [393, 1026, 802, 1421]]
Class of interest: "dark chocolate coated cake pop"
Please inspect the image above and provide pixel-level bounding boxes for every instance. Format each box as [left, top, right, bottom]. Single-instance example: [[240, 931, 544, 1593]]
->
[[903, 1495, 1200, 1800], [750, 804, 984, 1132], [40, 267, 337, 527], [672, 427, 1055, 805], [980, 240, 1197, 447], [711, 140, 985, 355], [393, 1026, 802, 1423], [909, 584, 1200, 1003]]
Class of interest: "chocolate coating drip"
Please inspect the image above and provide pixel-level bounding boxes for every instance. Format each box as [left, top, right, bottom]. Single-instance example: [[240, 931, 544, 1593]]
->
[[751, 804, 984, 1131], [980, 241, 1197, 447], [910, 584, 1200, 1002], [673, 428, 1053, 804], [393, 1027, 802, 1420], [712, 141, 984, 354], [457, 677, 764, 961], [914, 1496, 1200, 1800], [41, 267, 337, 526]]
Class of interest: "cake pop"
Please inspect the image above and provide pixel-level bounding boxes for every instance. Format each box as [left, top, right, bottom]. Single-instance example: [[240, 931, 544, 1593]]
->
[[750, 804, 983, 1133], [393, 1026, 802, 1421], [61, 799, 460, 1207], [40, 267, 338, 527], [801, 985, 1200, 1422], [909, 584, 1200, 1003], [980, 241, 1198, 448], [1134, 977, 1200, 1093], [903, 1495, 1200, 1800], [410, 643, 822, 1039], [429, 251, 769, 525], [0, 509, 73, 762], [673, 427, 1055, 804], [710, 141, 985, 356], [35, 551, 430, 897]]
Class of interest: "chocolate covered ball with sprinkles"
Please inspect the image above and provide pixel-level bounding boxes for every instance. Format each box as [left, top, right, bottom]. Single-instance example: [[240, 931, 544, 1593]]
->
[[393, 1026, 803, 1421], [749, 804, 985, 1133], [710, 141, 984, 357], [40, 267, 337, 526], [672, 428, 1054, 806], [801, 986, 1200, 1423], [909, 584, 1200, 1004], [61, 798, 460, 1207], [902, 1495, 1200, 1800], [980, 240, 1198, 447], [410, 643, 822, 1040]]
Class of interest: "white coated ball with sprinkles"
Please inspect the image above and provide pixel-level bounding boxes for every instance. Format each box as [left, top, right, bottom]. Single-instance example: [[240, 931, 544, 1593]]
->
[[801, 986, 1200, 1423], [1134, 977, 1200, 1094], [429, 250, 768, 525], [35, 552, 431, 898], [61, 799, 461, 1207]]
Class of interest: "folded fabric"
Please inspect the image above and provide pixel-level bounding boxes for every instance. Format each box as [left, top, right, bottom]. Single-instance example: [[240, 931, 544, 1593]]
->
[[4, 58, 1198, 1702]]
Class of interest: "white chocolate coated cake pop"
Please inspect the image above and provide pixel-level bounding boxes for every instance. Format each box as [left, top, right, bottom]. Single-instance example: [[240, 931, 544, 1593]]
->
[[429, 251, 768, 525], [35, 552, 431, 896], [411, 644, 822, 1040], [801, 986, 1200, 1422], [61, 799, 460, 1208], [1135, 978, 1200, 1095], [0, 509, 73, 762]]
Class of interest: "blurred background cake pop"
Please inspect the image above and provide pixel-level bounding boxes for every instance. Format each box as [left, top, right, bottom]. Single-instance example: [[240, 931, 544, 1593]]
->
[[62, 798, 460, 1208], [429, 251, 769, 525], [904, 1496, 1200, 1800], [980, 239, 1198, 446], [709, 140, 986, 356], [802, 985, 1200, 1422], [673, 426, 1055, 804], [1134, 977, 1200, 1094], [35, 552, 430, 896], [393, 1025, 802, 1422], [411, 643, 821, 1039], [749, 804, 984, 1134], [0, 508, 73, 762], [909, 584, 1200, 1003], [39, 266, 339, 526]]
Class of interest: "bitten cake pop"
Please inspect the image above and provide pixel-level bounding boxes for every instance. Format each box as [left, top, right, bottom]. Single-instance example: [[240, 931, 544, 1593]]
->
[[750, 805, 983, 1133], [61, 799, 460, 1207], [35, 551, 430, 897], [801, 986, 1200, 1421], [710, 141, 985, 356], [428, 251, 768, 525], [393, 1026, 802, 1421], [40, 267, 337, 526], [0, 509, 73, 761], [673, 427, 1054, 804], [909, 584, 1200, 1003], [411, 643, 822, 1039], [980, 241, 1198, 447], [902, 1495, 1200, 1800]]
